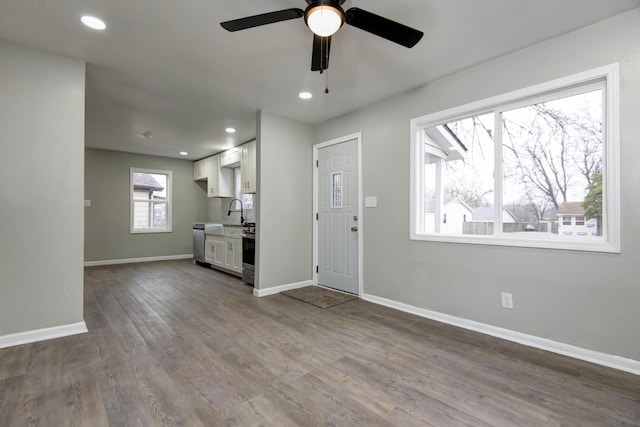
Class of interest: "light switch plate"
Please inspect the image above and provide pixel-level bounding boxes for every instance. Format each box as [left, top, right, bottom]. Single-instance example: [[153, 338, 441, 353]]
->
[[501, 292, 514, 309], [365, 196, 377, 208]]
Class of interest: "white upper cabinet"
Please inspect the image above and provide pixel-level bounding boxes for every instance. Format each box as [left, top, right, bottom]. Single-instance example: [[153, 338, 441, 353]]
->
[[240, 140, 256, 194], [195, 141, 255, 195], [220, 147, 241, 168], [193, 158, 208, 181], [207, 154, 233, 198]]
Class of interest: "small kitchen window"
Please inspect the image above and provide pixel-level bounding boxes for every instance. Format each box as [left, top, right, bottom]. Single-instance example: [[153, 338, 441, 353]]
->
[[130, 167, 172, 233]]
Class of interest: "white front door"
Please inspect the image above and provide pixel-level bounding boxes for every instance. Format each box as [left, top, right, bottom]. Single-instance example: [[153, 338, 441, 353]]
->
[[317, 137, 359, 295]]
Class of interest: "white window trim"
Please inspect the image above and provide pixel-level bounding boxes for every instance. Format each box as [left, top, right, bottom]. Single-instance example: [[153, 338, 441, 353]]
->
[[410, 64, 620, 253], [130, 167, 173, 234]]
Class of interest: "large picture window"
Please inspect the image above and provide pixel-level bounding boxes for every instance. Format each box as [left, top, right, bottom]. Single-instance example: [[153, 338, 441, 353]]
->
[[130, 168, 172, 233], [410, 65, 620, 252]]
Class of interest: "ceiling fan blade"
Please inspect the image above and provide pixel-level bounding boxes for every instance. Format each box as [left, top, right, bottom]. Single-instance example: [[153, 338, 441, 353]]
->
[[220, 8, 304, 32], [345, 7, 423, 48], [311, 34, 331, 72]]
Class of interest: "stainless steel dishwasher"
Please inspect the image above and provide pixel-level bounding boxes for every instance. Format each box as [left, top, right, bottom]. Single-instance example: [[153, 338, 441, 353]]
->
[[193, 223, 206, 263]]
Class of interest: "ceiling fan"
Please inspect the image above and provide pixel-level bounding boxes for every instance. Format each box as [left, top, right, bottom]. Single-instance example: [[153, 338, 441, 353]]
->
[[220, 1, 423, 73]]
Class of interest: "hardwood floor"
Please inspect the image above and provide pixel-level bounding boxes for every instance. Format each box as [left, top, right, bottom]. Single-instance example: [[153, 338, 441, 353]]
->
[[1, 260, 638, 426]]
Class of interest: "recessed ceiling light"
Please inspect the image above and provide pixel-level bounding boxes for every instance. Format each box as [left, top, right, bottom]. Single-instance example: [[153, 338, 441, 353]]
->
[[225, 127, 236, 133], [299, 92, 313, 99], [81, 15, 106, 30], [179, 152, 188, 156]]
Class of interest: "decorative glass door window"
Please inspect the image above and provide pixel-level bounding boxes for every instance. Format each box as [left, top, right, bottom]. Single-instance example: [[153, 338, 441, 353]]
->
[[331, 171, 343, 209]]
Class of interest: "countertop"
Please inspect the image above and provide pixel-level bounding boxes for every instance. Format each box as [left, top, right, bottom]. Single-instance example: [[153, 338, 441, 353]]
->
[[193, 221, 243, 227]]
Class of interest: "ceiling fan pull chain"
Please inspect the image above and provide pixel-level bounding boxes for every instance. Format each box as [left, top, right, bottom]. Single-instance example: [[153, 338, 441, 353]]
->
[[325, 68, 330, 94], [320, 35, 326, 74]]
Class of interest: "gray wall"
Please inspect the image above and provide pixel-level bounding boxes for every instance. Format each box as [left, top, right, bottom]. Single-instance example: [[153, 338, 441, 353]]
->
[[0, 40, 85, 336], [84, 148, 208, 262], [207, 197, 224, 222], [314, 10, 640, 361], [256, 112, 314, 290]]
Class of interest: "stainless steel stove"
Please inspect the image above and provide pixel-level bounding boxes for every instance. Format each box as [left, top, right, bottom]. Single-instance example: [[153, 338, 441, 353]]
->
[[241, 222, 255, 285]]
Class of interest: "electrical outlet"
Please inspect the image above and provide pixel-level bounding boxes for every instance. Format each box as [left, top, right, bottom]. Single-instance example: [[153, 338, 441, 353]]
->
[[501, 292, 514, 309]]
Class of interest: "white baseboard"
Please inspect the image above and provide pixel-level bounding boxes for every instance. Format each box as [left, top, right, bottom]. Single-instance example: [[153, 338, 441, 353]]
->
[[254, 280, 313, 297], [363, 293, 640, 376], [84, 254, 193, 267], [0, 321, 88, 349]]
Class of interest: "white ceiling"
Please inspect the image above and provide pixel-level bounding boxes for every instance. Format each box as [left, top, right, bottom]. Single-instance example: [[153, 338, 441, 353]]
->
[[1, 1, 638, 160]]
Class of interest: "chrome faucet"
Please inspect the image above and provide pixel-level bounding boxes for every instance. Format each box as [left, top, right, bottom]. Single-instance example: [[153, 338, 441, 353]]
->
[[227, 198, 244, 224]]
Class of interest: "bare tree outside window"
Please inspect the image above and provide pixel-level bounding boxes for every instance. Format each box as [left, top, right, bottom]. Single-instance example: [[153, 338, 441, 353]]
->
[[420, 88, 604, 238], [411, 65, 619, 252], [501, 89, 603, 220]]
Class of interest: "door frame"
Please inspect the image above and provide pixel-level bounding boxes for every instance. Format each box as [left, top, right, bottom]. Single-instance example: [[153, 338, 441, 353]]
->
[[312, 132, 363, 297]]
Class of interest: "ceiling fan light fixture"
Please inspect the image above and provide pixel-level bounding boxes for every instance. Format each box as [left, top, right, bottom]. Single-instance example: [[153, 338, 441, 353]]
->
[[305, 5, 343, 37]]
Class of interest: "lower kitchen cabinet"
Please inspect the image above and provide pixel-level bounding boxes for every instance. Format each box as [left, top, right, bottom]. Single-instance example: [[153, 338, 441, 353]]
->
[[222, 226, 242, 274], [205, 232, 242, 276], [205, 235, 225, 268], [224, 237, 242, 273]]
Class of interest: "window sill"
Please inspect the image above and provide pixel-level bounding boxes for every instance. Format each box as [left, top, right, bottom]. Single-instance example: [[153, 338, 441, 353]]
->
[[410, 232, 620, 254], [130, 228, 173, 234]]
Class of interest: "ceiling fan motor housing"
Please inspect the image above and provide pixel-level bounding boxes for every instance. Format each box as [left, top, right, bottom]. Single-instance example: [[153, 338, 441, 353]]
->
[[305, 0, 346, 5]]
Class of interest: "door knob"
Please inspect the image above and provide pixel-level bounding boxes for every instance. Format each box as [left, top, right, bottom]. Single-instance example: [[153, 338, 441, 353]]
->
[[351, 226, 358, 232]]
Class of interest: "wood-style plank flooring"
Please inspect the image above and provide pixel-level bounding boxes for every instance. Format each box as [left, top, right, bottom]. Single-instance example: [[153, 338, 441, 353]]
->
[[1, 260, 639, 426]]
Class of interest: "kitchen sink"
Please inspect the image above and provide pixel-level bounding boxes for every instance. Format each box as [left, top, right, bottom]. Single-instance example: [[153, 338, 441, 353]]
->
[[204, 223, 224, 236]]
